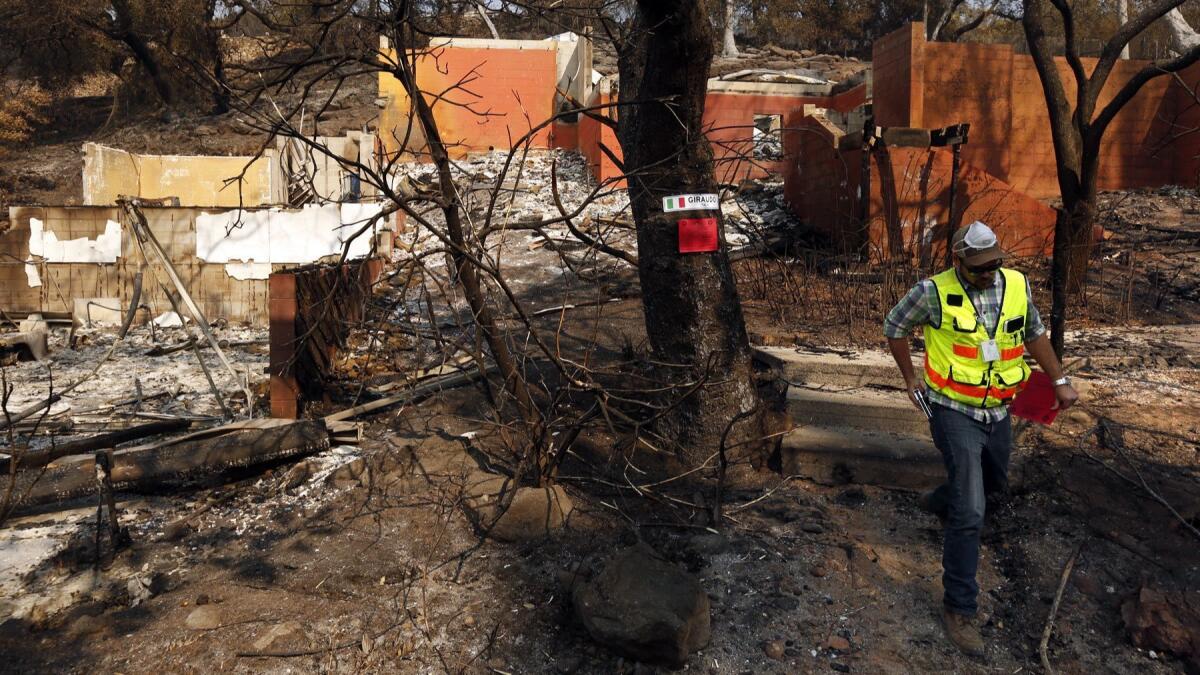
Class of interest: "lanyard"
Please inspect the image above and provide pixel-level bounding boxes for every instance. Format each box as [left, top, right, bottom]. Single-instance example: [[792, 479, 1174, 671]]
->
[[953, 269, 1004, 339]]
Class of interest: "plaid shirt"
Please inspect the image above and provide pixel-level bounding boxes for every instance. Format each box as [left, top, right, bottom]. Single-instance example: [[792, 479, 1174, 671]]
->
[[884, 268, 1046, 423]]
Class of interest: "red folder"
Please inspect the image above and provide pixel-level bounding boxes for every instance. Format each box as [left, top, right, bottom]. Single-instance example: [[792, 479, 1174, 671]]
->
[[1011, 370, 1059, 425]]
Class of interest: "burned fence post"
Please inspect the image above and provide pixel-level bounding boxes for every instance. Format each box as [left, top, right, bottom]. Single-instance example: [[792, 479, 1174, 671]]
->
[[932, 123, 970, 265], [93, 449, 131, 568], [269, 271, 302, 419]]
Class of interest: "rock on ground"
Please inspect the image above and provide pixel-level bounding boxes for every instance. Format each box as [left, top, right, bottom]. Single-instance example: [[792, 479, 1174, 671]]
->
[[487, 485, 573, 542], [573, 544, 711, 669], [251, 620, 308, 653], [1122, 585, 1200, 668], [184, 606, 222, 631]]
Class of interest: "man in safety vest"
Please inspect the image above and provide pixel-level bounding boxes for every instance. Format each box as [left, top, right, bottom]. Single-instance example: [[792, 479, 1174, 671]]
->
[[884, 221, 1079, 657]]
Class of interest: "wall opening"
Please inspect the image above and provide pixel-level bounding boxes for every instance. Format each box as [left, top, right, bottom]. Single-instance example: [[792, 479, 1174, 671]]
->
[[754, 114, 783, 160]]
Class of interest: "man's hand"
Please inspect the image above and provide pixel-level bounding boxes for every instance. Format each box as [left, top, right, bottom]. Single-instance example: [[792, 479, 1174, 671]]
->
[[905, 378, 926, 411], [1025, 334, 1080, 412], [1052, 383, 1079, 410]]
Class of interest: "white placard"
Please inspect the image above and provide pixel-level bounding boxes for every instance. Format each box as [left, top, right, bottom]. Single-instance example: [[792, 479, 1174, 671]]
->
[[662, 193, 719, 212]]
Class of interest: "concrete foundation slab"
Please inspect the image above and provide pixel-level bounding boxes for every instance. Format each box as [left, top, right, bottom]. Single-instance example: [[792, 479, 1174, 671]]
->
[[787, 386, 929, 437], [780, 426, 943, 490], [754, 346, 913, 389]]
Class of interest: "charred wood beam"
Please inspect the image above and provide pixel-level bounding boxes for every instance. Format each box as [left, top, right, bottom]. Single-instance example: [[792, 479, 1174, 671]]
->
[[10, 421, 329, 512], [1, 418, 191, 473]]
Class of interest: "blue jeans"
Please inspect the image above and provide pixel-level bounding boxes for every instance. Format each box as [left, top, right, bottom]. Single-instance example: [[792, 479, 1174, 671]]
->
[[926, 403, 1012, 617]]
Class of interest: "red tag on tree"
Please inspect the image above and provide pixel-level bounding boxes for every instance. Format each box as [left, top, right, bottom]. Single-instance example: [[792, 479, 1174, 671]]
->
[[678, 217, 719, 253]]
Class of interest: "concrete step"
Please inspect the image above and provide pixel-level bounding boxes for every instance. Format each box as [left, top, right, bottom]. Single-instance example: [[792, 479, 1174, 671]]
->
[[754, 346, 917, 389], [787, 386, 930, 437], [780, 425, 944, 490]]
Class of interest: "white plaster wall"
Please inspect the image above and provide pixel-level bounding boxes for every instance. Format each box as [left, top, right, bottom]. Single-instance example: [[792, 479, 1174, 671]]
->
[[195, 203, 383, 279], [28, 218, 123, 263]]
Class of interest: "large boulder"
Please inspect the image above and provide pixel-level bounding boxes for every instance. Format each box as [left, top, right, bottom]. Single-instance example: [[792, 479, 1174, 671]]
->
[[1122, 585, 1200, 669], [573, 544, 711, 669], [487, 485, 573, 542]]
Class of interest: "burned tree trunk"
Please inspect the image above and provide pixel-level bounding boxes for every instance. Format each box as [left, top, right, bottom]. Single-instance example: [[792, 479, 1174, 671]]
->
[[109, 0, 175, 106], [618, 0, 764, 467], [722, 0, 739, 57], [388, 36, 547, 482]]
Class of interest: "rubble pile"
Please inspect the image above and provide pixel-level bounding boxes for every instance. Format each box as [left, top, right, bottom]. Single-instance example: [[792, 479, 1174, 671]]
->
[[1, 324, 268, 452], [388, 149, 800, 268], [592, 41, 870, 85]]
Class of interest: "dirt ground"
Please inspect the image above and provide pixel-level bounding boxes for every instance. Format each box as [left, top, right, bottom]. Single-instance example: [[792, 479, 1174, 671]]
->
[[4, 167, 1200, 675], [2, 276, 1198, 674]]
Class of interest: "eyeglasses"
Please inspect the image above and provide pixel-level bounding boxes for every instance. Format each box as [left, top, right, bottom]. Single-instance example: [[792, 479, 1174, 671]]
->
[[964, 261, 1002, 275]]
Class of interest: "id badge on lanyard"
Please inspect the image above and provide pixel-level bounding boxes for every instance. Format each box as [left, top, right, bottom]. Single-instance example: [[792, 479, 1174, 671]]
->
[[980, 339, 1001, 362]]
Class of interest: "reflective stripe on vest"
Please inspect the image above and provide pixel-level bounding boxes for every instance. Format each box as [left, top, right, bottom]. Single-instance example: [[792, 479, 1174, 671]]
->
[[921, 267, 1032, 408], [924, 359, 1021, 401], [951, 344, 1026, 360]]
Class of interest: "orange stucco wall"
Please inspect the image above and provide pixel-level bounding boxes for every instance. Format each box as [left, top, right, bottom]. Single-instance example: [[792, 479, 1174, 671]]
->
[[873, 23, 1192, 199], [379, 46, 556, 158], [782, 112, 1055, 263], [704, 90, 854, 183]]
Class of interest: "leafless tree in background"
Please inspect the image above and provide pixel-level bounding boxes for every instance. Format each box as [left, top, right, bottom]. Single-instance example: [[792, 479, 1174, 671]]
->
[[1022, 0, 1200, 356]]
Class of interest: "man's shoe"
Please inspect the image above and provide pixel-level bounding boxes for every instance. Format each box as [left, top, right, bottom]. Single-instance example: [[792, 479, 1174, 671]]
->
[[942, 608, 984, 656]]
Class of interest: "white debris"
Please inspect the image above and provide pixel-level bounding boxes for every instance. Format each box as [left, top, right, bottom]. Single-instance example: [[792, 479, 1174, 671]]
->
[[152, 311, 186, 327]]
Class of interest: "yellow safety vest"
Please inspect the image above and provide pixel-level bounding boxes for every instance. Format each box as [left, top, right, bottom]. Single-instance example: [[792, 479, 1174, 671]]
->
[[922, 267, 1032, 408]]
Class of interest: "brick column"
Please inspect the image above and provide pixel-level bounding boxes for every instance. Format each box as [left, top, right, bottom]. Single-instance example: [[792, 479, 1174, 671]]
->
[[269, 272, 300, 419]]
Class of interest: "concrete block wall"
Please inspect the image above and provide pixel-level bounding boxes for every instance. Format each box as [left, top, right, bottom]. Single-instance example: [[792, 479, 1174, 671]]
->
[[578, 88, 623, 185], [705, 91, 841, 184], [4, 205, 389, 326], [871, 24, 921, 129], [781, 112, 863, 252], [269, 272, 300, 419], [82, 143, 285, 207], [782, 117, 1056, 263], [864, 146, 1055, 263], [1173, 63, 1200, 185]]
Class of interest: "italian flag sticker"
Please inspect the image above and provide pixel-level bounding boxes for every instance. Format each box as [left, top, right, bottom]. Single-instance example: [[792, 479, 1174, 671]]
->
[[663, 193, 720, 213]]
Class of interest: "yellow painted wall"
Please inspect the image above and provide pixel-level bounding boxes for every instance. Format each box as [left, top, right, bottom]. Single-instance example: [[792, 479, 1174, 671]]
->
[[82, 143, 285, 207]]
